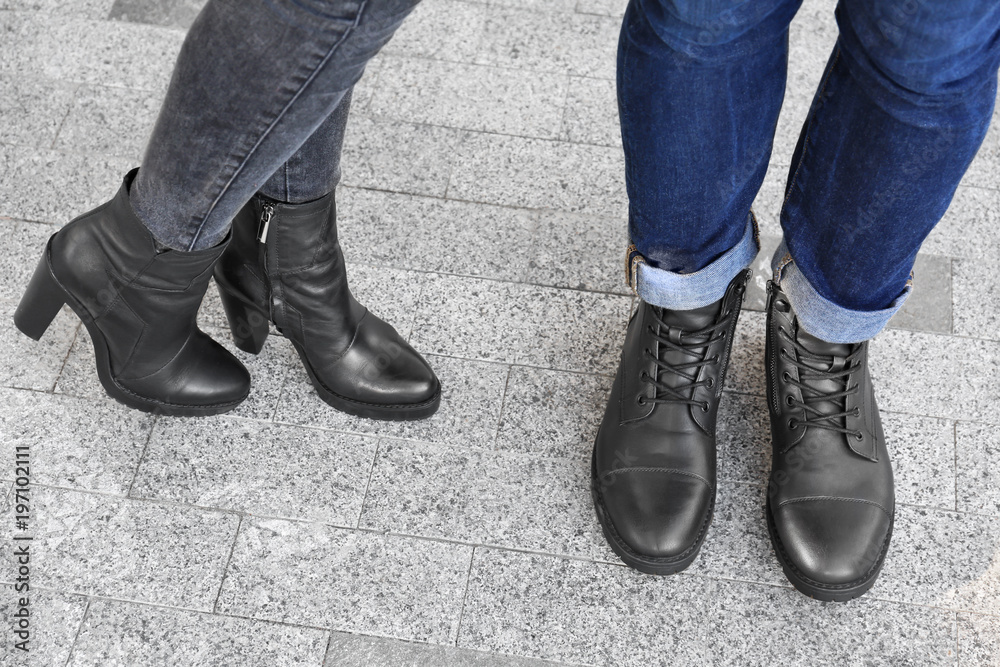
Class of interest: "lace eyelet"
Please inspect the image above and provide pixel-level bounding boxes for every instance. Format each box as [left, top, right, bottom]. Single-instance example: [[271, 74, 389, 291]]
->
[[640, 371, 649, 380], [787, 419, 797, 430], [785, 395, 794, 406], [779, 348, 788, 358], [706, 377, 715, 388], [781, 371, 791, 383], [701, 402, 710, 412], [712, 354, 720, 364], [854, 431, 864, 441], [853, 407, 861, 417], [636, 395, 646, 406]]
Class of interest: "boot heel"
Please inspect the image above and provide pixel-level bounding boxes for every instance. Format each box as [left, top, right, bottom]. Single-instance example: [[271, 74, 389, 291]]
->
[[14, 253, 67, 341], [218, 287, 269, 355]]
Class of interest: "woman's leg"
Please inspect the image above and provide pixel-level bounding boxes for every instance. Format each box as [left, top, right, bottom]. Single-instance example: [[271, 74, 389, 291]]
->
[[131, 0, 419, 251]]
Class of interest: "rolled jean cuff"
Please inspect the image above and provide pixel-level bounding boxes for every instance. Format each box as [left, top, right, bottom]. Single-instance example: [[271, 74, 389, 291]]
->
[[770, 240, 912, 344], [626, 213, 760, 310]]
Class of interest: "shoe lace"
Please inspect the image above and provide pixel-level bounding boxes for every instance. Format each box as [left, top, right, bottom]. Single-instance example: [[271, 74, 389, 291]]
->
[[639, 307, 733, 410], [778, 327, 864, 438]]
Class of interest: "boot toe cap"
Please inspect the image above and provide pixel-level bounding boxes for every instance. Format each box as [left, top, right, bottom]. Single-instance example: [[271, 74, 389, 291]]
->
[[772, 498, 892, 586], [599, 470, 713, 560]]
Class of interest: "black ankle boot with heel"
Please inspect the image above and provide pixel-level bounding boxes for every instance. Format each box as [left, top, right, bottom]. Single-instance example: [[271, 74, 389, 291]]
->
[[213, 191, 440, 420], [14, 170, 251, 416]]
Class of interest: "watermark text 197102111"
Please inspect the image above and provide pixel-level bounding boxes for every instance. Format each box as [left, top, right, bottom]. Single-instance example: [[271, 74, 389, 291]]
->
[[11, 443, 32, 653]]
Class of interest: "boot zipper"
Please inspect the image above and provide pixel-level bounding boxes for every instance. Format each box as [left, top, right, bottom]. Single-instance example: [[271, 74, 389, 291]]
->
[[257, 202, 275, 243], [256, 200, 276, 323]]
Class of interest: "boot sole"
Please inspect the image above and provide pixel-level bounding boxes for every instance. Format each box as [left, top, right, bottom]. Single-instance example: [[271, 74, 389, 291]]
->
[[590, 446, 713, 575], [765, 493, 893, 602], [15, 245, 248, 417]]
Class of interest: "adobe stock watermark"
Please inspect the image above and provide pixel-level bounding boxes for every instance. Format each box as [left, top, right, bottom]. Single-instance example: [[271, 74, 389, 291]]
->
[[11, 442, 32, 654]]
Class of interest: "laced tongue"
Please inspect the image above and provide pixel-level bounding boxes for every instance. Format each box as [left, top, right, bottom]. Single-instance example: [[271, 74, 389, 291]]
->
[[647, 301, 724, 399], [792, 324, 855, 423]]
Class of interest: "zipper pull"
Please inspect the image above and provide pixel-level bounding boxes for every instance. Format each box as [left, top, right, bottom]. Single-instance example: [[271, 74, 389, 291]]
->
[[257, 203, 274, 243]]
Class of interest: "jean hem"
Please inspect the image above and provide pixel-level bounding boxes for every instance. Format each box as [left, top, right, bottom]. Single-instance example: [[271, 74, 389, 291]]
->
[[770, 240, 911, 343], [629, 212, 759, 310]]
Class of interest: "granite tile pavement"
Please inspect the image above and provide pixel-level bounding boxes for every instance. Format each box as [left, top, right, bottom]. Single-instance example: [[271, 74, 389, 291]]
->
[[0, 0, 998, 664]]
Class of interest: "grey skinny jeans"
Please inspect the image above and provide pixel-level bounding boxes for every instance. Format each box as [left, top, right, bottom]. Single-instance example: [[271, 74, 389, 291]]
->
[[131, 0, 419, 251]]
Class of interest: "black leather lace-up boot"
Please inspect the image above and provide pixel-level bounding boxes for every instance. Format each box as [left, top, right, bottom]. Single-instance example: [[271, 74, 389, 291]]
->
[[14, 170, 250, 415], [765, 281, 894, 601], [592, 269, 750, 574], [214, 191, 440, 420]]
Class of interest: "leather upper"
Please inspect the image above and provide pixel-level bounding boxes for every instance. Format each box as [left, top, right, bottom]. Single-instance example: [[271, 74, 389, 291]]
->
[[48, 170, 249, 407], [593, 270, 749, 559], [765, 282, 894, 585], [216, 192, 439, 407]]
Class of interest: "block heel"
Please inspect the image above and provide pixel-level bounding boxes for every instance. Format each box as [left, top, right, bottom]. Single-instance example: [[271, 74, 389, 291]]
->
[[217, 286, 270, 354], [14, 249, 67, 341]]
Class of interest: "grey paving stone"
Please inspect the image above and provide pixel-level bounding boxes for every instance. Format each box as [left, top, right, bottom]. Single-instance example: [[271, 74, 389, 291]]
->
[[0, 76, 78, 149], [0, 486, 238, 609], [726, 310, 768, 398], [195, 279, 231, 331], [882, 412, 957, 512], [133, 417, 377, 524], [958, 613, 1000, 666], [494, 365, 610, 459], [448, 132, 627, 219], [870, 327, 1000, 424], [460, 548, 957, 666], [955, 422, 1000, 517], [871, 505, 999, 614], [337, 187, 536, 283], [408, 275, 536, 365], [383, 0, 488, 63], [0, 0, 115, 19], [574, 0, 625, 18], [922, 185, 1000, 261], [751, 170, 787, 238], [888, 253, 952, 335], [0, 144, 133, 225], [360, 439, 612, 560], [0, 218, 54, 298], [0, 388, 153, 494], [524, 208, 629, 294], [491, 0, 579, 14], [107, 0, 208, 30], [216, 517, 472, 642], [562, 75, 620, 148], [474, 9, 618, 80], [409, 274, 631, 373], [0, 589, 88, 666], [342, 115, 467, 198], [952, 257, 1000, 341], [0, 300, 79, 393], [68, 598, 329, 667], [371, 56, 569, 140], [275, 354, 508, 451], [687, 481, 786, 586], [715, 390, 771, 485], [517, 283, 631, 374], [53, 83, 163, 161], [32, 14, 182, 92], [324, 632, 560, 667]]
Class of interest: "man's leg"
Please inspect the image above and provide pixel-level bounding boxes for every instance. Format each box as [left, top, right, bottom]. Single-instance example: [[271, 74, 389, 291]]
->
[[593, 0, 801, 574], [766, 0, 1000, 600]]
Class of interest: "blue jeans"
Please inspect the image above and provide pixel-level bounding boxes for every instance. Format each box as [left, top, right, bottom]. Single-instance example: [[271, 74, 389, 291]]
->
[[621, 0, 1000, 342], [130, 0, 418, 252]]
